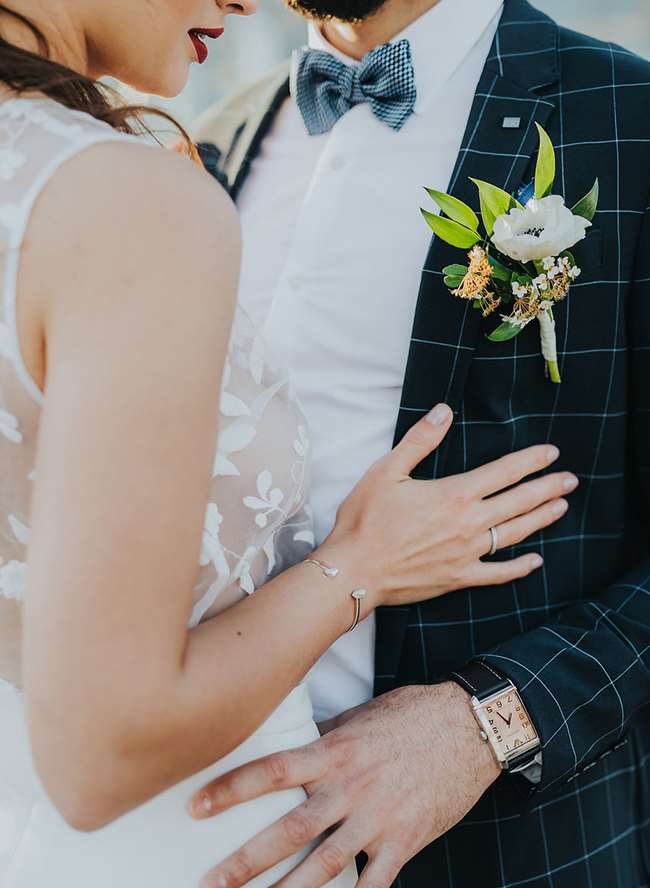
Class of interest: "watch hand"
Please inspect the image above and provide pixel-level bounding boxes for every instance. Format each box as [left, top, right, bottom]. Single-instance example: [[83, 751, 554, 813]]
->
[[496, 711, 513, 727]]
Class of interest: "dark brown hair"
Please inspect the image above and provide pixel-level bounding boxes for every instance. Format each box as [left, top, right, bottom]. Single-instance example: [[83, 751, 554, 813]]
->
[[0, 3, 199, 160]]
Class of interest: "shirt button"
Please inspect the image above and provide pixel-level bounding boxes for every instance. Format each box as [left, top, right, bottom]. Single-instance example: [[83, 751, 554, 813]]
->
[[330, 155, 346, 171]]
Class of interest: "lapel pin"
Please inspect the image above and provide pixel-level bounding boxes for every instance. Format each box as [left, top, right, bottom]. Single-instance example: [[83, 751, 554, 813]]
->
[[502, 116, 522, 129]]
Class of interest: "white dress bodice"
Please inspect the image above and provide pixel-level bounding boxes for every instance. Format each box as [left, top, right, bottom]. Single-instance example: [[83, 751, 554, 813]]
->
[[0, 96, 314, 689]]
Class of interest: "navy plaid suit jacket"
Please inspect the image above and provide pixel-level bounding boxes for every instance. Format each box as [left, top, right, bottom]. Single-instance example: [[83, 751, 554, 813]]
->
[[196, 1, 650, 883]]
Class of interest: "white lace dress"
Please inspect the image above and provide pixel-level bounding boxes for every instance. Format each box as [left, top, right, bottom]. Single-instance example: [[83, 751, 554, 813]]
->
[[0, 97, 356, 887]]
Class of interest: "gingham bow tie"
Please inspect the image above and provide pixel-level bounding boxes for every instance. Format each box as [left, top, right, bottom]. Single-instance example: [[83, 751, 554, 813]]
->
[[291, 39, 417, 136]]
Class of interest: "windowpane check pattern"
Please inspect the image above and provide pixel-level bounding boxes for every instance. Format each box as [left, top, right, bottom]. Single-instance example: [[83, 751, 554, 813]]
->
[[373, 2, 650, 885]]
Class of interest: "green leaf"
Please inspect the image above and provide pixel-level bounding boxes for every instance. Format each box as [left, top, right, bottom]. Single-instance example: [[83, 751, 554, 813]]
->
[[425, 189, 480, 232], [478, 193, 497, 236], [571, 178, 599, 222], [444, 275, 465, 288], [534, 123, 556, 199], [420, 209, 481, 249], [470, 179, 519, 236], [442, 264, 469, 277], [488, 255, 512, 282], [473, 299, 482, 309], [487, 321, 525, 342]]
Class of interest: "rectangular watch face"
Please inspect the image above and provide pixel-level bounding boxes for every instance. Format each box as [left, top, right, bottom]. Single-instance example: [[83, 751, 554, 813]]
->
[[475, 689, 539, 759]]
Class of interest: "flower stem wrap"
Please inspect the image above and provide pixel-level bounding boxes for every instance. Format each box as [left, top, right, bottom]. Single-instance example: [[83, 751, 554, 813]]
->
[[538, 309, 561, 383]]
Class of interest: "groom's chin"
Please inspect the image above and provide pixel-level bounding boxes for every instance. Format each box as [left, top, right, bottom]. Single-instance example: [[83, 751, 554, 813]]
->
[[283, 0, 388, 24]]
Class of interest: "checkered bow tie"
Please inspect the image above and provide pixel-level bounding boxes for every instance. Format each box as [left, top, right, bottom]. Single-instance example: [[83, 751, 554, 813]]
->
[[291, 39, 417, 136]]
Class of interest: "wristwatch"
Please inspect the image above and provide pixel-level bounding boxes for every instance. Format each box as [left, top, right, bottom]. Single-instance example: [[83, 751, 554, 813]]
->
[[450, 660, 541, 773]]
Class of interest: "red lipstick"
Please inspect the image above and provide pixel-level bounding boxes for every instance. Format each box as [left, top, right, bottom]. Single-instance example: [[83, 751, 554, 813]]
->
[[189, 28, 224, 64]]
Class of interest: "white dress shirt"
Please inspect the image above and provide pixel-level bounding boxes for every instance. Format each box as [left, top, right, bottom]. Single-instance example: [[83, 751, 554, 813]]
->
[[237, 0, 503, 722]]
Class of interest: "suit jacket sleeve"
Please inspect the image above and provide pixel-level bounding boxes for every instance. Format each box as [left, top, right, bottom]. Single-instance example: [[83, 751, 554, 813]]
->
[[477, 203, 650, 795]]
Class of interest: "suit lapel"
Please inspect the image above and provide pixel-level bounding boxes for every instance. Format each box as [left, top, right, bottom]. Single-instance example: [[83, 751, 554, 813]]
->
[[375, 0, 561, 695]]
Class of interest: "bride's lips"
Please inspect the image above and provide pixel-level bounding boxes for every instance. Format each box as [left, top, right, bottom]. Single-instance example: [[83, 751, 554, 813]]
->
[[189, 28, 224, 64]]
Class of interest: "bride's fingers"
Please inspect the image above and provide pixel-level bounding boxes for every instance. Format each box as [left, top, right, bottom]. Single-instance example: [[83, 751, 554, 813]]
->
[[380, 404, 453, 477], [468, 552, 544, 587], [483, 472, 578, 529], [459, 444, 560, 499], [486, 498, 569, 555]]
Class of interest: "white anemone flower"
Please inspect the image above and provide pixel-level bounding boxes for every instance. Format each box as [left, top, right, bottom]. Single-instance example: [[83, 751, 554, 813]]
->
[[491, 195, 591, 263]]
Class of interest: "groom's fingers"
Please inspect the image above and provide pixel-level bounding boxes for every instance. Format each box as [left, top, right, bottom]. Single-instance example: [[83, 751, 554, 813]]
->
[[382, 404, 453, 477], [355, 848, 403, 888], [190, 746, 323, 818], [273, 821, 368, 888], [199, 793, 343, 888]]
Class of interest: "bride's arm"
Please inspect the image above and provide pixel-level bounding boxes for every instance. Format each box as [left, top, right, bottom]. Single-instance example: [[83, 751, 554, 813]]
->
[[21, 142, 572, 832]]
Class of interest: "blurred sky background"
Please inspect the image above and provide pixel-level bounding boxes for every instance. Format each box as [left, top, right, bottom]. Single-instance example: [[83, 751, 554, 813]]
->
[[145, 0, 650, 126]]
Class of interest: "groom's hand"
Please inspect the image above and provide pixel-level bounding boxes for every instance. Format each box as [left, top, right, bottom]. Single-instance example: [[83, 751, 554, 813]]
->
[[190, 682, 500, 887]]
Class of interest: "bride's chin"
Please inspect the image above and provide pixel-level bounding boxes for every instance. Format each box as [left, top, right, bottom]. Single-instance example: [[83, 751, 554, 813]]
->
[[154, 81, 189, 99], [138, 79, 188, 100], [118, 65, 190, 100], [155, 69, 192, 98]]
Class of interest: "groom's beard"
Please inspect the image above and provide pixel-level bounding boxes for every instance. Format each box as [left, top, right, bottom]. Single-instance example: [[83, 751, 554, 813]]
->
[[284, 0, 387, 24]]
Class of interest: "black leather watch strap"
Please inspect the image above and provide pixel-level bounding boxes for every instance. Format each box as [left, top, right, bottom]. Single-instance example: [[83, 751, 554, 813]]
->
[[449, 659, 512, 701]]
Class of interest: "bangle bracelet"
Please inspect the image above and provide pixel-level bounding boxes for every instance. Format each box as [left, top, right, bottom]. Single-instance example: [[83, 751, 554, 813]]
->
[[305, 559, 368, 633]]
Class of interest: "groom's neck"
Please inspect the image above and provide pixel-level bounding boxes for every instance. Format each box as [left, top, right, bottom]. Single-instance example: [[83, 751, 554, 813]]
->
[[320, 0, 440, 60]]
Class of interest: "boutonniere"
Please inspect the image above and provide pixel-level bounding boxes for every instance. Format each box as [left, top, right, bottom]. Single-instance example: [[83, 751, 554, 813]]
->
[[421, 124, 599, 383]]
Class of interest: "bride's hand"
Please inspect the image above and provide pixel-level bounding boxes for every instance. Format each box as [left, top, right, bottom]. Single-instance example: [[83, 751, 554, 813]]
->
[[317, 403, 577, 610]]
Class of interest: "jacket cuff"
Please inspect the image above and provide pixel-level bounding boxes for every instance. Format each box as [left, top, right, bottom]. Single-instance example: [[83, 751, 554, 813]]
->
[[472, 639, 630, 794]]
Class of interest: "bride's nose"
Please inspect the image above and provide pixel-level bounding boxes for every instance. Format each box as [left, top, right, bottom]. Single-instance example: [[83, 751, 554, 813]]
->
[[220, 0, 259, 16]]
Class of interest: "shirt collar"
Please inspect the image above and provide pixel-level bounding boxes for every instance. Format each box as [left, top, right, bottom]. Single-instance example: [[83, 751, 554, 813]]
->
[[307, 0, 504, 114]]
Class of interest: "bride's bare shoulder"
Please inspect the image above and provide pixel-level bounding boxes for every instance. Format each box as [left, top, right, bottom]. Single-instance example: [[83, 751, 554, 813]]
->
[[40, 138, 240, 251], [23, 138, 240, 317], [16, 139, 240, 394]]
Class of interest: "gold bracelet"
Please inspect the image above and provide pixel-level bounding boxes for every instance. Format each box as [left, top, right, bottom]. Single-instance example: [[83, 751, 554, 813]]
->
[[305, 558, 368, 633]]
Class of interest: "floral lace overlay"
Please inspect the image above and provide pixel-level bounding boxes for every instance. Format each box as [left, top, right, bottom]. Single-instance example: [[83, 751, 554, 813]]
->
[[190, 314, 313, 626], [0, 98, 313, 687]]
